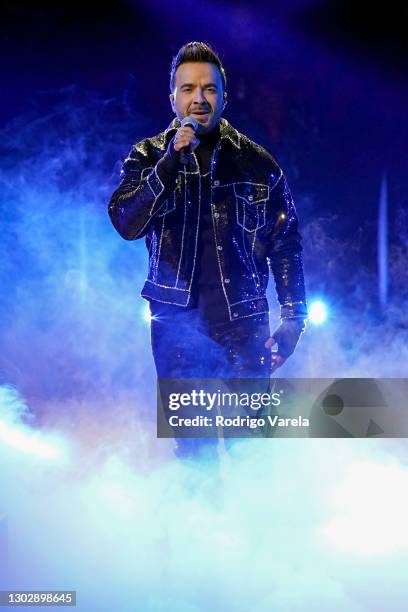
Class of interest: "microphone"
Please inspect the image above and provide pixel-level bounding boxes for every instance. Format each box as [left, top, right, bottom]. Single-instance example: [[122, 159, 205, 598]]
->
[[179, 116, 199, 165]]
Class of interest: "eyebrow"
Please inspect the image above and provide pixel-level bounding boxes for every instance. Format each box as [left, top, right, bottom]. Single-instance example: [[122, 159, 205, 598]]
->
[[180, 82, 218, 89]]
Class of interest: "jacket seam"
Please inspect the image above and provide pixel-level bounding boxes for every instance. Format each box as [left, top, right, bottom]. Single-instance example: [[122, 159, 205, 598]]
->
[[186, 152, 203, 293], [229, 310, 269, 321], [116, 166, 151, 202], [148, 166, 165, 215], [176, 165, 189, 287], [270, 168, 283, 191], [145, 279, 188, 291], [141, 293, 190, 307], [230, 296, 268, 306], [209, 142, 232, 320], [154, 215, 166, 282]]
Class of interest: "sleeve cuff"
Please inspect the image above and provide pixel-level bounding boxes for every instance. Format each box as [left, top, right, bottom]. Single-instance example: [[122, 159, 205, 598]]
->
[[156, 137, 180, 184], [280, 301, 308, 319]]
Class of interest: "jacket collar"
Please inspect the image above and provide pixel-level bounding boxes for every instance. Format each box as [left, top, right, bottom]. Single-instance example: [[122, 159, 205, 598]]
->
[[161, 116, 241, 150]]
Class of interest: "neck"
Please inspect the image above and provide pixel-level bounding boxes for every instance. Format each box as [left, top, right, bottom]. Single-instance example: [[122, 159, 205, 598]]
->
[[198, 122, 220, 142]]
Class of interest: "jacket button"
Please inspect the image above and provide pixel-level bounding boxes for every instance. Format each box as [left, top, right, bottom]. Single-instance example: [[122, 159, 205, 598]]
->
[[214, 212, 220, 219], [224, 278, 230, 283], [248, 195, 254, 201], [213, 180, 220, 187], [217, 245, 223, 251], [233, 312, 238, 318]]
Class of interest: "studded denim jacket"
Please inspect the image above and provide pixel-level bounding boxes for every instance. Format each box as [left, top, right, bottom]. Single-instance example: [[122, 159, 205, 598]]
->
[[108, 117, 308, 322]]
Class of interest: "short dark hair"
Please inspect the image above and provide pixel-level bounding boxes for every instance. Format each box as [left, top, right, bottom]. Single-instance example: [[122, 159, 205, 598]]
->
[[169, 41, 227, 93]]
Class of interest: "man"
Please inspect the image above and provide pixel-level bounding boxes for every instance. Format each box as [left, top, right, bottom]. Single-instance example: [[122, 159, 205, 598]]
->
[[108, 42, 307, 456]]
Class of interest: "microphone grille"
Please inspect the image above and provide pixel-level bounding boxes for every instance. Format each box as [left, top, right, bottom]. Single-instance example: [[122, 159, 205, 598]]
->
[[180, 116, 199, 131]]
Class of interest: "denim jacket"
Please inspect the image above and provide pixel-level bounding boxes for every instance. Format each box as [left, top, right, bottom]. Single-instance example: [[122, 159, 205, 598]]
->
[[108, 117, 308, 322]]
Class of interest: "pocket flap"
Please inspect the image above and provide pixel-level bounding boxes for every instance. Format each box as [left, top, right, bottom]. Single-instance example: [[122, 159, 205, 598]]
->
[[233, 182, 269, 204]]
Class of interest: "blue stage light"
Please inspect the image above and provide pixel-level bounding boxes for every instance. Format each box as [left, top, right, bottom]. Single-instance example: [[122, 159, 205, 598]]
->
[[142, 302, 151, 323], [308, 300, 328, 325]]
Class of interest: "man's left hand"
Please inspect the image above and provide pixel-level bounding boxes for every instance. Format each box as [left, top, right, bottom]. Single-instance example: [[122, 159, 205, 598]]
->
[[265, 318, 306, 373]]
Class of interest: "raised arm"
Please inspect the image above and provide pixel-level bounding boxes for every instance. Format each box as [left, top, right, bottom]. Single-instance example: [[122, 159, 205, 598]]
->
[[108, 139, 180, 240]]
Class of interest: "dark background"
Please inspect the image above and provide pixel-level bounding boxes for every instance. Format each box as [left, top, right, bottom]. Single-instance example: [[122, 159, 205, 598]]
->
[[2, 0, 407, 225]]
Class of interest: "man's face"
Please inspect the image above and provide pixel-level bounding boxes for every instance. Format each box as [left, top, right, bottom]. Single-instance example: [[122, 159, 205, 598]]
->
[[169, 62, 227, 134]]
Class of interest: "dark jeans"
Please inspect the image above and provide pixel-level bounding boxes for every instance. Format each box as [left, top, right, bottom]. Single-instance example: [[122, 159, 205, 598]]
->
[[150, 307, 271, 378], [150, 306, 272, 459]]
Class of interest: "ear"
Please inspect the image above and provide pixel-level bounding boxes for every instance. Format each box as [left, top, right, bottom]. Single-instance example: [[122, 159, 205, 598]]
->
[[223, 91, 228, 110], [169, 93, 176, 113]]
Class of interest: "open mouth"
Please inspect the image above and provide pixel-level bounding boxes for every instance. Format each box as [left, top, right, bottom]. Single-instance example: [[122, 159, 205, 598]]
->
[[191, 110, 210, 118]]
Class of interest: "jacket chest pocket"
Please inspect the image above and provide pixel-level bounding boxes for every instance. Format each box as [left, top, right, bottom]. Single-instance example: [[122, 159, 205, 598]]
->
[[233, 182, 269, 232]]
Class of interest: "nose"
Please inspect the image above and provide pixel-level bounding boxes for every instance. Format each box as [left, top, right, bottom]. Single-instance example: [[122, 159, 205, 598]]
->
[[192, 88, 207, 104]]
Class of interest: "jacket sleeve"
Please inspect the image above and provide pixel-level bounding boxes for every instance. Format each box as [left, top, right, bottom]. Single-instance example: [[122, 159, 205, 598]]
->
[[266, 169, 308, 320], [108, 143, 178, 240]]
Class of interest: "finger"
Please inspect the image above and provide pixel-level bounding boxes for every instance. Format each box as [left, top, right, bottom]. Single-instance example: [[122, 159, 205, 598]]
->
[[178, 127, 194, 137], [174, 138, 192, 151], [175, 134, 190, 144], [264, 336, 276, 349], [174, 135, 198, 151]]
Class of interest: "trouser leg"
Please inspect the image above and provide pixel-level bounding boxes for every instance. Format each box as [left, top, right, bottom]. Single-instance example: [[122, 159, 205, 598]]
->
[[151, 310, 220, 459], [209, 315, 273, 451], [209, 314, 272, 377], [150, 310, 272, 458]]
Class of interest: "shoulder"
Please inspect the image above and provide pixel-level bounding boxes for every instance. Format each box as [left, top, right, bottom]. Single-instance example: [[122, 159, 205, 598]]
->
[[233, 126, 284, 188], [144, 119, 178, 154], [239, 132, 280, 167], [129, 132, 168, 159], [122, 124, 174, 169], [222, 119, 282, 172]]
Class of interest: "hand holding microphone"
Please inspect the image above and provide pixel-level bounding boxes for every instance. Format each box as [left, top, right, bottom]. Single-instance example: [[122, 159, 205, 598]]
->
[[173, 116, 200, 164]]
